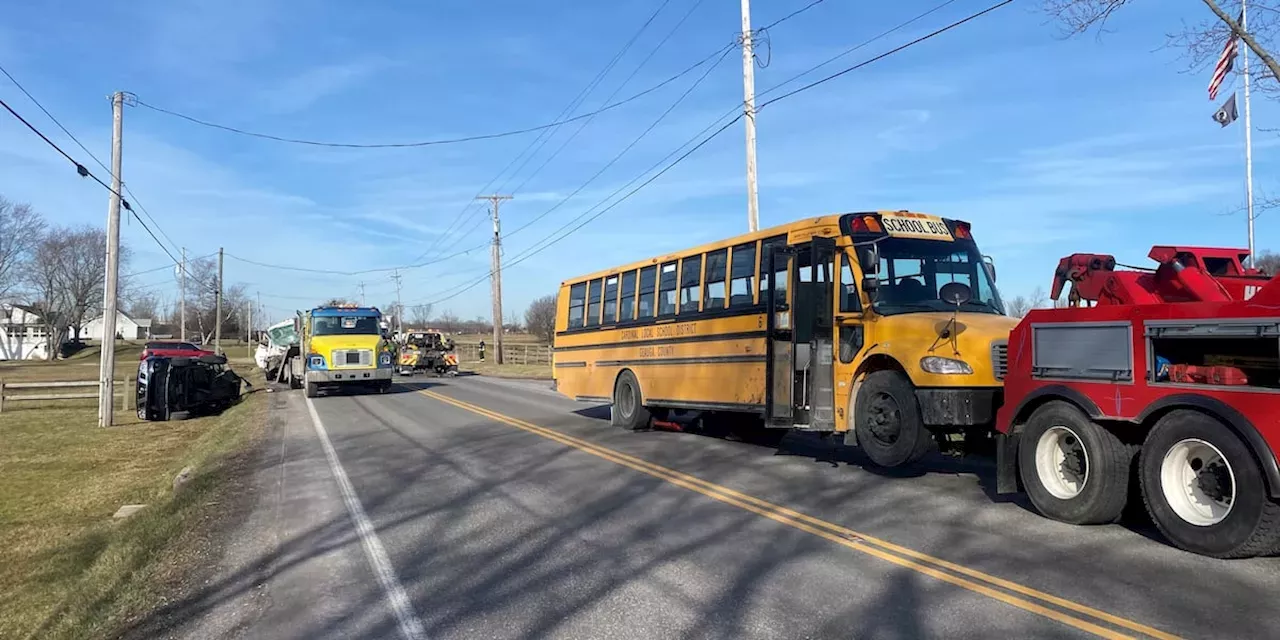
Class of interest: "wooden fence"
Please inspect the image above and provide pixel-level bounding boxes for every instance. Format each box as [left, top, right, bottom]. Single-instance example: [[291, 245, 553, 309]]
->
[[454, 343, 552, 365], [0, 379, 134, 413]]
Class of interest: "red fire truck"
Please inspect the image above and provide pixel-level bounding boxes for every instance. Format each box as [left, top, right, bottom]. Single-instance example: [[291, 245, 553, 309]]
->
[[995, 246, 1280, 558]]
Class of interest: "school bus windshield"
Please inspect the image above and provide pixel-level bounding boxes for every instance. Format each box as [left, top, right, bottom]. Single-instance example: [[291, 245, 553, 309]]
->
[[870, 236, 1005, 316]]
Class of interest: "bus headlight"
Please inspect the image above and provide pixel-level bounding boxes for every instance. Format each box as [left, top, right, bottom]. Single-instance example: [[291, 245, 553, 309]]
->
[[308, 355, 326, 369], [920, 356, 973, 375], [379, 353, 392, 366]]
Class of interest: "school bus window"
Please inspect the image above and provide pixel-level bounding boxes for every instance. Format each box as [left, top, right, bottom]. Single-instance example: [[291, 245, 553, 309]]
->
[[638, 265, 657, 319], [729, 242, 756, 307], [840, 254, 861, 312], [567, 282, 587, 328], [760, 235, 788, 304], [586, 278, 603, 327], [703, 248, 727, 310], [658, 262, 678, 316], [680, 255, 702, 314], [603, 275, 619, 324], [619, 270, 637, 322]]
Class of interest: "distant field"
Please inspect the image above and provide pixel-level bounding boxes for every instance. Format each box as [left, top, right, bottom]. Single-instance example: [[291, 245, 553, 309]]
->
[[451, 333, 546, 345], [459, 361, 552, 380], [0, 348, 265, 639]]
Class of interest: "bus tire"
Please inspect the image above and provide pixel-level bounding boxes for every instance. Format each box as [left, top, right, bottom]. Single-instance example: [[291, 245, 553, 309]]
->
[[1139, 410, 1280, 558], [612, 370, 650, 430], [853, 371, 931, 468], [1018, 401, 1132, 525]]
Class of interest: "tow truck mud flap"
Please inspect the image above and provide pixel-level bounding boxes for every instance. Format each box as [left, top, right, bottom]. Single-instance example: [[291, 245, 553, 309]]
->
[[996, 432, 1019, 495]]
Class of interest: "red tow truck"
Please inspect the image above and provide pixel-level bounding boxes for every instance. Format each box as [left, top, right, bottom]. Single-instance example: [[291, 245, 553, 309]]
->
[[995, 246, 1280, 558]]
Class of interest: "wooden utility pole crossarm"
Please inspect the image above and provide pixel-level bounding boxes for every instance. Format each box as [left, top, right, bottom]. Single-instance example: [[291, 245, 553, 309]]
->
[[477, 195, 512, 365]]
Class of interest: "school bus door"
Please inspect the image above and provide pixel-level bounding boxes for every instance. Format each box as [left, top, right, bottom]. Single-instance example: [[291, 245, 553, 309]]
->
[[765, 237, 836, 430]]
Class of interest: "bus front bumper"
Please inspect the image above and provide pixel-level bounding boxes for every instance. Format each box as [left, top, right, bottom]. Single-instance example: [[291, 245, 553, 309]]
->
[[915, 388, 999, 426], [306, 368, 392, 384]]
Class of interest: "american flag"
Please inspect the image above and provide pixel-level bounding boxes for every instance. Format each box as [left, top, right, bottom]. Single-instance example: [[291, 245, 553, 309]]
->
[[1209, 15, 1243, 101]]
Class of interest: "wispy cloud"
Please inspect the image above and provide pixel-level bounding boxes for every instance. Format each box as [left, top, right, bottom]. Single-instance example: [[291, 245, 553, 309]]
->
[[258, 59, 390, 114]]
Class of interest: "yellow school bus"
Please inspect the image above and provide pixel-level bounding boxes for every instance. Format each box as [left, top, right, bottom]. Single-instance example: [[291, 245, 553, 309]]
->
[[552, 211, 1019, 467]]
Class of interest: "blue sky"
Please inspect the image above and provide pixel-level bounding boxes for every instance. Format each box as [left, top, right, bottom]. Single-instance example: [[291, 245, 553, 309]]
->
[[1, 0, 1274, 324]]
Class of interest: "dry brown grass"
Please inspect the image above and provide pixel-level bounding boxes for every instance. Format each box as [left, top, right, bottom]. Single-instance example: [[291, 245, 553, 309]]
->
[[458, 361, 552, 380], [0, 354, 265, 640]]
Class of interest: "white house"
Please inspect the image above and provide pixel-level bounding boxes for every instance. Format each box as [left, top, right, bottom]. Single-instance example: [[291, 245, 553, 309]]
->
[[0, 304, 51, 360], [81, 310, 152, 341]]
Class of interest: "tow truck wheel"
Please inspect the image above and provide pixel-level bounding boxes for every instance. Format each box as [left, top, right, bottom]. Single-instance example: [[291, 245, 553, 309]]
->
[[1019, 401, 1132, 525], [305, 382, 319, 398], [1139, 410, 1280, 558], [853, 371, 931, 468]]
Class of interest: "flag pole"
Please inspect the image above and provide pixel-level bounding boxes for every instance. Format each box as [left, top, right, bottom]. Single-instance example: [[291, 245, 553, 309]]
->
[[1242, 0, 1256, 267]]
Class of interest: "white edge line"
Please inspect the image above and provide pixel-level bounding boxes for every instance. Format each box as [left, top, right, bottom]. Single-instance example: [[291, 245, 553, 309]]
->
[[304, 396, 427, 640]]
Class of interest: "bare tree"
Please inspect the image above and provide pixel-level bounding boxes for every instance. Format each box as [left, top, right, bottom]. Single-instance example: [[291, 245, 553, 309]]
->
[[23, 232, 72, 357], [437, 309, 459, 334], [1005, 295, 1034, 318], [1256, 249, 1280, 274], [126, 290, 161, 323], [60, 226, 131, 341], [1045, 1, 1280, 96], [524, 294, 557, 343], [321, 298, 353, 307], [0, 196, 46, 302], [410, 303, 434, 327]]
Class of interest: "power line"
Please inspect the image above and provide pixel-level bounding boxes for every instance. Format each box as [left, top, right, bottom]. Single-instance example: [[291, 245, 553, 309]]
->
[[130, 38, 733, 150], [412, 0, 1012, 305], [123, 252, 217, 278], [503, 46, 736, 242], [0, 69, 185, 255], [406, 0, 696, 267], [756, 0, 963, 102], [758, 0, 829, 31], [501, 0, 717, 198], [0, 95, 206, 289]]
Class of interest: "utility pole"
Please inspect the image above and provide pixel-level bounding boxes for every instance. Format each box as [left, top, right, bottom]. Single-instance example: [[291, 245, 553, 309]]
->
[[246, 301, 252, 357], [98, 91, 125, 427], [1243, 0, 1257, 267], [215, 247, 223, 354], [179, 247, 187, 341], [477, 195, 512, 365], [390, 271, 403, 335], [358, 281, 366, 306], [739, 0, 761, 233]]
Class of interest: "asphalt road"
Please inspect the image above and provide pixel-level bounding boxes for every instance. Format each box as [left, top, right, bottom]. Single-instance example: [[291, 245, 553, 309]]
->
[[151, 374, 1280, 640]]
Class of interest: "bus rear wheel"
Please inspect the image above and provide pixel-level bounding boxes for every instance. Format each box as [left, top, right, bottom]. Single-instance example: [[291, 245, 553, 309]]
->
[[612, 370, 650, 430], [1139, 410, 1280, 558], [853, 371, 931, 468]]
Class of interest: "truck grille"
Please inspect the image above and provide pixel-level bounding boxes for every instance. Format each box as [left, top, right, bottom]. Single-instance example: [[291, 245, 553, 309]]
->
[[991, 340, 1008, 381], [332, 349, 372, 367]]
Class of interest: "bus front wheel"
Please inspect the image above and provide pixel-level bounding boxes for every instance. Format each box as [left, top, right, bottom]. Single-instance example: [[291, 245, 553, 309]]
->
[[853, 371, 932, 468], [612, 370, 651, 430]]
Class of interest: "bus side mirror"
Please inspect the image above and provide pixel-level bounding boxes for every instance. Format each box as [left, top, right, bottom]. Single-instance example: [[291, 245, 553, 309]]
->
[[859, 246, 879, 274], [861, 277, 879, 295]]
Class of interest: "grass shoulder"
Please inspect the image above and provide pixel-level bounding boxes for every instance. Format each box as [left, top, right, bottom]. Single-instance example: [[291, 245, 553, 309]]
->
[[0, 354, 266, 640]]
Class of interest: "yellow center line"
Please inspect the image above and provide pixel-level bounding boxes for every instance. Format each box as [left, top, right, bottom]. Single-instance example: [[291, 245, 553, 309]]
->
[[420, 389, 1181, 640]]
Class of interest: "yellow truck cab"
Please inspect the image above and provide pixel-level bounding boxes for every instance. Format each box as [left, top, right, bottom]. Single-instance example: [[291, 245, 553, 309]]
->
[[299, 305, 394, 397]]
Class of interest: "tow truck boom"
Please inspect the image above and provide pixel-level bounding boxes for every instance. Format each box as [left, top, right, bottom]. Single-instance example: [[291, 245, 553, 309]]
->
[[1051, 246, 1270, 306]]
